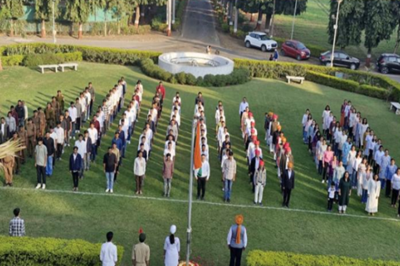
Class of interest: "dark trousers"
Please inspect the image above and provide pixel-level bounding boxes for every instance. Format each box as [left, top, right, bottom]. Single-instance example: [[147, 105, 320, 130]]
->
[[197, 177, 206, 198], [391, 189, 399, 205], [229, 247, 243, 266], [56, 143, 63, 159], [72, 171, 79, 187], [36, 165, 46, 184], [386, 180, 392, 197], [327, 198, 334, 211], [135, 175, 143, 192], [76, 117, 81, 131], [283, 188, 292, 207], [322, 164, 329, 182]]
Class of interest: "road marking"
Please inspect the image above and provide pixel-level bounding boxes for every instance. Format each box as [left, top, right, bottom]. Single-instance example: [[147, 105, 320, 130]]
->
[[2, 187, 399, 223]]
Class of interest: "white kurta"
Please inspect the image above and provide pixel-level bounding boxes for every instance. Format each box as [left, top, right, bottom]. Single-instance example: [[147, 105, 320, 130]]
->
[[164, 236, 180, 266], [366, 180, 381, 213], [322, 110, 331, 130]]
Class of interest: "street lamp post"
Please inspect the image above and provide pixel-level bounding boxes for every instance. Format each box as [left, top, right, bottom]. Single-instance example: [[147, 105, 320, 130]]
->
[[52, 0, 56, 44], [290, 0, 298, 40], [330, 0, 342, 67]]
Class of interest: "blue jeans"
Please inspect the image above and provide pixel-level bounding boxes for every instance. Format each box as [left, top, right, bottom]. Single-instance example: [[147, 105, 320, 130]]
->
[[106, 172, 115, 190], [351, 171, 357, 187], [122, 145, 126, 158], [224, 179, 233, 200], [380, 178, 386, 189], [361, 189, 368, 203], [71, 122, 76, 137], [46, 156, 53, 176], [90, 144, 97, 161]]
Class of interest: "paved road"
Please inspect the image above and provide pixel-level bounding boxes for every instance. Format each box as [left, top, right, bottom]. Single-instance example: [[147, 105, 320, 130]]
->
[[181, 0, 220, 46]]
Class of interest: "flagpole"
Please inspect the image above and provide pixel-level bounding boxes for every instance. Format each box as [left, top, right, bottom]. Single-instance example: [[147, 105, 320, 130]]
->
[[186, 118, 196, 265]]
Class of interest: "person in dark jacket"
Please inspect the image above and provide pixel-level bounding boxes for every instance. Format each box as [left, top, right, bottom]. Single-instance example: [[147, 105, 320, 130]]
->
[[69, 146, 83, 191], [282, 162, 295, 208], [43, 132, 55, 176], [248, 150, 263, 193], [15, 100, 25, 127]]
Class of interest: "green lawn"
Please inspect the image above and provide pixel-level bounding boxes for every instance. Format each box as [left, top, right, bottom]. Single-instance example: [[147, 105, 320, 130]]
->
[[273, 0, 397, 60], [1, 62, 400, 265]]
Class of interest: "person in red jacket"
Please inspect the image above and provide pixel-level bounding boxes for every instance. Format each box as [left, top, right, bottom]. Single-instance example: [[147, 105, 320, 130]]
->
[[156, 81, 166, 103]]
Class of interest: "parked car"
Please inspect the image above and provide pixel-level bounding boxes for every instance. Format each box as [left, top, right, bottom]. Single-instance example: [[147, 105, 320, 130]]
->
[[281, 40, 311, 60], [244, 31, 278, 52], [319, 51, 360, 70], [376, 53, 400, 74]]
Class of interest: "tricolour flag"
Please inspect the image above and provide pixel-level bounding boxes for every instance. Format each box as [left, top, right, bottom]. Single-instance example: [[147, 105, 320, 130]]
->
[[193, 121, 202, 170]]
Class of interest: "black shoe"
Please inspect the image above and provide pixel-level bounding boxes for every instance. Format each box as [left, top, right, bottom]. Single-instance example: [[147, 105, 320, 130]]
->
[[196, 196, 200, 200], [201, 197, 204, 201], [227, 198, 230, 203], [9, 183, 13, 187]]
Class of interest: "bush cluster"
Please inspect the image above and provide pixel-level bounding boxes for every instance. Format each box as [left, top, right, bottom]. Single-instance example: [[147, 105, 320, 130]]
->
[[23, 52, 82, 67], [0, 235, 124, 266], [246, 250, 400, 266], [140, 58, 251, 87]]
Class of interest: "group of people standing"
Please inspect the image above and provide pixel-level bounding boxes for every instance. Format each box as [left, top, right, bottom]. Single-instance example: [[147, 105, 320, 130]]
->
[[303, 99, 399, 216]]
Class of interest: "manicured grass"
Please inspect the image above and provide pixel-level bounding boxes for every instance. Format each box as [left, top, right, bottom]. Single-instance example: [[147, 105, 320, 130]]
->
[[1, 62, 400, 265], [274, 0, 397, 60]]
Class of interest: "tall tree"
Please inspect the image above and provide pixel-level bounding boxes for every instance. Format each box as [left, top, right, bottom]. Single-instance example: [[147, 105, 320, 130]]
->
[[327, 0, 365, 49], [64, 0, 94, 39], [390, 0, 400, 53], [35, 0, 59, 38], [1, 0, 23, 37], [266, 0, 308, 33], [364, 0, 395, 59]]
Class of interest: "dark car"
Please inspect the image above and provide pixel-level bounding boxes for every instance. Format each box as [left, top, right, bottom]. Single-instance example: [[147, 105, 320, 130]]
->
[[376, 53, 400, 74], [319, 51, 360, 70], [281, 40, 311, 60]]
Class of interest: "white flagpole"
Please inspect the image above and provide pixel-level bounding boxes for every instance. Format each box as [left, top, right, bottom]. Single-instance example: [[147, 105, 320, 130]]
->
[[186, 118, 196, 265]]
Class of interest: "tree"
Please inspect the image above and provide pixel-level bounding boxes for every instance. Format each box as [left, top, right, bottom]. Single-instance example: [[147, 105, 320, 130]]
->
[[327, 0, 365, 49], [35, 0, 59, 38], [364, 0, 395, 59], [0, 0, 24, 37], [64, 0, 94, 39], [390, 0, 400, 53]]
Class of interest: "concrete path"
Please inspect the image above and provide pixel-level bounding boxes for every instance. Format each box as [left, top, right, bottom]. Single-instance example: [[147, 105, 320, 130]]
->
[[181, 0, 220, 46]]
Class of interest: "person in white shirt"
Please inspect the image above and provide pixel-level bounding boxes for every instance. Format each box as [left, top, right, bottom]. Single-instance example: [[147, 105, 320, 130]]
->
[[134, 151, 146, 195], [68, 102, 77, 139], [54, 122, 65, 160], [195, 154, 210, 200], [201, 144, 209, 161], [79, 93, 87, 123], [164, 142, 176, 161], [239, 97, 249, 123], [171, 108, 180, 127], [301, 109, 310, 141], [165, 136, 176, 150], [87, 123, 98, 162], [74, 134, 86, 178], [100, 232, 118, 266], [84, 88, 91, 120]]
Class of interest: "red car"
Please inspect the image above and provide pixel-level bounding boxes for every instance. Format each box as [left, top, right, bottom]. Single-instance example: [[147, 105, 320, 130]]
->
[[281, 40, 311, 60]]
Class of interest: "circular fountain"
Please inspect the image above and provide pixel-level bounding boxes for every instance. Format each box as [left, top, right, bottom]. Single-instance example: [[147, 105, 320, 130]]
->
[[158, 52, 234, 78]]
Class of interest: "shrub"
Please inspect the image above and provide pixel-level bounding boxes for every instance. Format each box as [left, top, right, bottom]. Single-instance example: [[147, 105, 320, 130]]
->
[[221, 23, 230, 33], [246, 250, 399, 266], [175, 72, 187, 84], [185, 73, 197, 85], [2, 55, 24, 66], [151, 17, 168, 32], [22, 52, 82, 67], [0, 235, 124, 266], [140, 58, 173, 81]]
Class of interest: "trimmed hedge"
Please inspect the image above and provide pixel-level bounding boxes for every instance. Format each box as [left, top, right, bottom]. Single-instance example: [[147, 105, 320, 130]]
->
[[0, 235, 124, 266], [234, 58, 400, 101], [2, 55, 25, 66], [306, 71, 390, 100], [23, 52, 83, 67], [247, 250, 399, 266], [140, 58, 251, 87]]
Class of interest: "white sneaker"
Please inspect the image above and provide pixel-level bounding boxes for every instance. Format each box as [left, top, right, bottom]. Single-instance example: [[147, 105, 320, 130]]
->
[[110, 189, 113, 193], [321, 180, 325, 183], [35, 184, 41, 189], [42, 184, 46, 190], [105, 189, 110, 193], [69, 136, 72, 139]]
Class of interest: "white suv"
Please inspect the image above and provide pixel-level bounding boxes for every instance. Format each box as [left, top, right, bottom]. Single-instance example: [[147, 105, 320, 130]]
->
[[244, 32, 278, 52]]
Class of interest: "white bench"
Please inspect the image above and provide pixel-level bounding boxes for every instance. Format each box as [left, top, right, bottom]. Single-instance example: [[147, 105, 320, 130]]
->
[[390, 102, 400, 115], [286, 76, 305, 84], [38, 64, 59, 74], [59, 63, 78, 72]]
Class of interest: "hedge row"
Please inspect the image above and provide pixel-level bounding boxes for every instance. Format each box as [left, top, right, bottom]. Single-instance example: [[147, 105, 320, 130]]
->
[[306, 71, 390, 100], [247, 250, 399, 266], [2, 52, 82, 67], [0, 236, 124, 266], [234, 58, 400, 100], [0, 43, 161, 66], [140, 58, 251, 87]]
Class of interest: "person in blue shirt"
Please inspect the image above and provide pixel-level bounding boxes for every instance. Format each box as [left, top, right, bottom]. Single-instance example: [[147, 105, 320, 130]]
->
[[227, 215, 247, 266], [111, 132, 123, 151], [385, 158, 397, 198], [273, 49, 279, 61]]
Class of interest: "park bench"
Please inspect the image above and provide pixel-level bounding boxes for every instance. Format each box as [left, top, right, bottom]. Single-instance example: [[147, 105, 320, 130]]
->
[[38, 64, 59, 74], [286, 76, 305, 84], [390, 102, 400, 115], [59, 63, 78, 72]]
